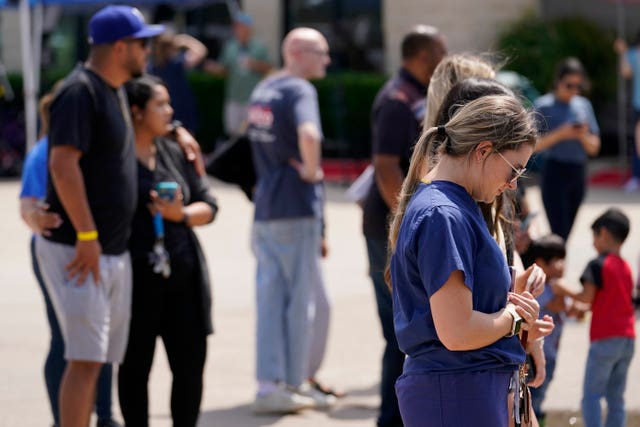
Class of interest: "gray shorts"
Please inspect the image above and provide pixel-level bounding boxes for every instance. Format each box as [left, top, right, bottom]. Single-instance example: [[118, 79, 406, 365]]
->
[[35, 236, 132, 363]]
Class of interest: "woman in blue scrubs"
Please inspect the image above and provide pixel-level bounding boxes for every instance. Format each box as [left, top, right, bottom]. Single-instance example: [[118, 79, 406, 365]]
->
[[388, 94, 541, 427]]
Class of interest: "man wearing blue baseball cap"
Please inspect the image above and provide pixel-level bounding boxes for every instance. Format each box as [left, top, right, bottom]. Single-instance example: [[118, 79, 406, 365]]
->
[[88, 5, 164, 45], [35, 6, 163, 427]]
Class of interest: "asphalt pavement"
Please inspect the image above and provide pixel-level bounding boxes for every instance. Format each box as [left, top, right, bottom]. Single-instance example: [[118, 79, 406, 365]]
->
[[1, 171, 639, 427]]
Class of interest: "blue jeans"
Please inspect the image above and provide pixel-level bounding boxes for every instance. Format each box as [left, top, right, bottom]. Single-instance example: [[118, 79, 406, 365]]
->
[[366, 238, 404, 427], [581, 337, 635, 427], [30, 238, 114, 424], [308, 263, 330, 379], [252, 217, 321, 387]]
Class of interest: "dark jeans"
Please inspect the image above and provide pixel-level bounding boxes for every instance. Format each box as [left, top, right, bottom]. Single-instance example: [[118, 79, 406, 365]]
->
[[540, 159, 586, 241], [30, 238, 113, 424], [631, 111, 640, 178], [118, 257, 207, 427], [366, 238, 405, 427]]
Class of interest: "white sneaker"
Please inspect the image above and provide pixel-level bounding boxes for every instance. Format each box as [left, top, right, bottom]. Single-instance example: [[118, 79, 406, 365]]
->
[[297, 382, 337, 409], [623, 177, 640, 193], [252, 385, 315, 415]]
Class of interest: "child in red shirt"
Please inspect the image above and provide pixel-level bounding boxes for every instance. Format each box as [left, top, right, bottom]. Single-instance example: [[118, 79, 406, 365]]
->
[[556, 208, 635, 427]]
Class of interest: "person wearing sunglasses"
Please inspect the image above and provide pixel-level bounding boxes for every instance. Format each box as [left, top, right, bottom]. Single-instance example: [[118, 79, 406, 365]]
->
[[534, 57, 601, 241], [427, 76, 554, 426], [34, 6, 164, 427], [387, 94, 542, 427]]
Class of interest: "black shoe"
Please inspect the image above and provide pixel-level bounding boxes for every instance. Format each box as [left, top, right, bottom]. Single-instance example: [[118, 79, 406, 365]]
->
[[96, 419, 123, 427]]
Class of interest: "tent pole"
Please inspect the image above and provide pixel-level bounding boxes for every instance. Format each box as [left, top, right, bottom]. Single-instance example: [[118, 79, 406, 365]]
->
[[33, 2, 43, 93], [19, 0, 37, 152], [616, 0, 627, 182]]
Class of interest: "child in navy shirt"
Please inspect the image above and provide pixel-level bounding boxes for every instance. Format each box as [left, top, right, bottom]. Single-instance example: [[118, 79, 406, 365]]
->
[[526, 234, 579, 425]]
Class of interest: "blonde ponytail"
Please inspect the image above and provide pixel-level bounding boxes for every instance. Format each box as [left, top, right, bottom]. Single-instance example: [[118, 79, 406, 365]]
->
[[388, 126, 438, 256]]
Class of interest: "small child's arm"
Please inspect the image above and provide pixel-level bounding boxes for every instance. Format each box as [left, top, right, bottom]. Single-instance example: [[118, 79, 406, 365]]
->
[[552, 279, 597, 304]]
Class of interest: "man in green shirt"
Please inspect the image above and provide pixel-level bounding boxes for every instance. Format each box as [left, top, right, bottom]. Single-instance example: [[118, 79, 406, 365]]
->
[[204, 11, 272, 137]]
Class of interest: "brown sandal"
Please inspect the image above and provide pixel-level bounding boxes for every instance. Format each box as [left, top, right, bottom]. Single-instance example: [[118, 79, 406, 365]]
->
[[308, 378, 346, 398]]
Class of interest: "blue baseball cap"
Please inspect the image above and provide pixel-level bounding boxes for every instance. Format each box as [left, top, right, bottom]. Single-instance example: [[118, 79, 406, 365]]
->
[[89, 5, 165, 45]]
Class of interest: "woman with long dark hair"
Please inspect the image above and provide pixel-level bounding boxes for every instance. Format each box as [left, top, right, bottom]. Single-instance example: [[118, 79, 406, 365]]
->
[[118, 75, 218, 427]]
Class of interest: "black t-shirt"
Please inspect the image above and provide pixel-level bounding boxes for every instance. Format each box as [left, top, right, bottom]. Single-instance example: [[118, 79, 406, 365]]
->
[[128, 138, 218, 262], [45, 66, 136, 255], [362, 69, 427, 240]]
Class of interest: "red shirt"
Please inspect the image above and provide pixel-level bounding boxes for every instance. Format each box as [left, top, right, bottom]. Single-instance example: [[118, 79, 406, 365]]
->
[[581, 253, 636, 342]]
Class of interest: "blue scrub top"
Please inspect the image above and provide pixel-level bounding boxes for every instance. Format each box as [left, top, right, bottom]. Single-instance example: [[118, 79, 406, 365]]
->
[[20, 136, 48, 199], [391, 181, 524, 374]]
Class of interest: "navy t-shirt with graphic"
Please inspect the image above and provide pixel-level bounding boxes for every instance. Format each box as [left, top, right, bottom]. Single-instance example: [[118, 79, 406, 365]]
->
[[391, 181, 524, 374], [247, 74, 323, 221]]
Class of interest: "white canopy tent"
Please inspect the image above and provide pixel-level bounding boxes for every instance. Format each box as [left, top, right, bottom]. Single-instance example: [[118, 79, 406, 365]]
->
[[10, 0, 235, 151]]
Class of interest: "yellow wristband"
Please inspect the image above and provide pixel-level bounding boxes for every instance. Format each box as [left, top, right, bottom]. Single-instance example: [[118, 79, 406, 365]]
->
[[77, 230, 98, 241]]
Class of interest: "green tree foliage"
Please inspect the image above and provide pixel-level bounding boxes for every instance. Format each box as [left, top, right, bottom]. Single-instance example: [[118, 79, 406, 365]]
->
[[498, 13, 617, 110]]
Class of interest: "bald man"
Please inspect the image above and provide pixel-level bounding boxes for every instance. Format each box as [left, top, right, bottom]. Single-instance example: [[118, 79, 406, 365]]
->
[[247, 27, 331, 414]]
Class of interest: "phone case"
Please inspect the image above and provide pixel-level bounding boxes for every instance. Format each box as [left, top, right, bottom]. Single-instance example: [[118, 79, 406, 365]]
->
[[156, 181, 179, 201]]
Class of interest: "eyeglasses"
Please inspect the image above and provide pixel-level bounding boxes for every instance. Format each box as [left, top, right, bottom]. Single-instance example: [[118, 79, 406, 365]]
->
[[304, 48, 330, 57], [495, 151, 526, 184]]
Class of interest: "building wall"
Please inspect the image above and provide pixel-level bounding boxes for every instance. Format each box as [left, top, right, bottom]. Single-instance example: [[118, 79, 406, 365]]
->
[[244, 0, 282, 66], [1, 10, 23, 73], [383, 0, 539, 73]]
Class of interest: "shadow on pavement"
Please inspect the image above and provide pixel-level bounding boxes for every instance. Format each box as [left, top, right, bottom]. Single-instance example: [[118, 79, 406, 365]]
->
[[339, 382, 378, 398], [327, 404, 377, 421], [198, 401, 379, 425], [197, 384, 381, 425], [199, 403, 286, 426]]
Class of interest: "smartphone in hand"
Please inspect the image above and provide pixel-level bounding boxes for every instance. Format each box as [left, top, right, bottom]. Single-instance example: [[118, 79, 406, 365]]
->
[[156, 181, 179, 201], [526, 265, 543, 292]]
